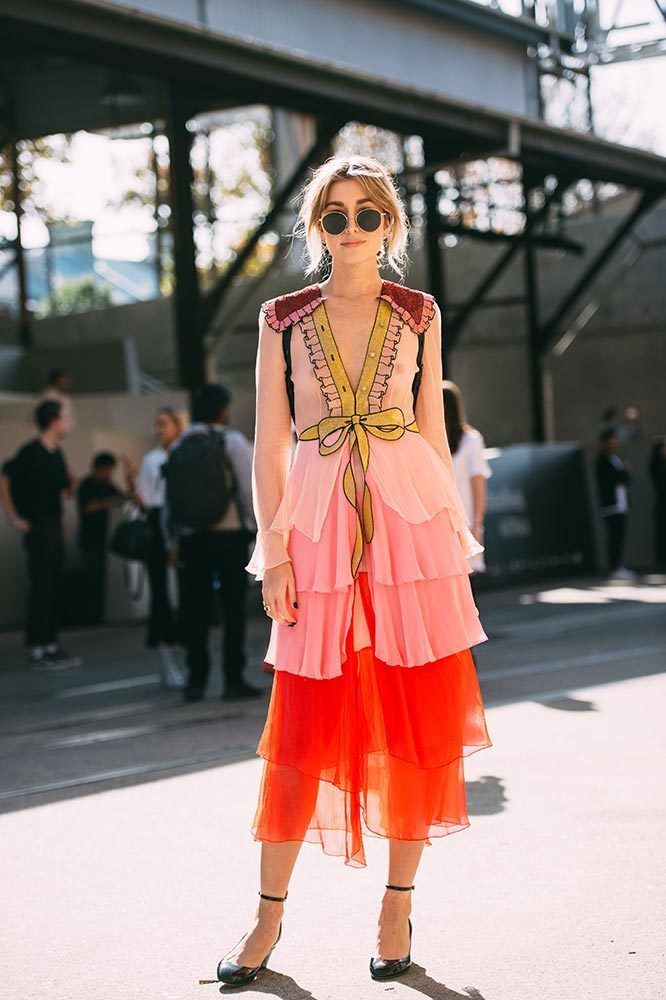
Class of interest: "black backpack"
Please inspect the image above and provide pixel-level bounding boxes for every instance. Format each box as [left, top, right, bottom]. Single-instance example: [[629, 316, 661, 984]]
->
[[163, 428, 238, 531]]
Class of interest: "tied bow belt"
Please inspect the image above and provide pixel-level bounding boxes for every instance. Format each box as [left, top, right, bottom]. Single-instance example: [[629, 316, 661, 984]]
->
[[299, 408, 419, 578]]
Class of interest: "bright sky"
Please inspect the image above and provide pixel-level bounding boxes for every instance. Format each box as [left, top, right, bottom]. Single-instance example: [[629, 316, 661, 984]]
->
[[1, 1, 664, 253]]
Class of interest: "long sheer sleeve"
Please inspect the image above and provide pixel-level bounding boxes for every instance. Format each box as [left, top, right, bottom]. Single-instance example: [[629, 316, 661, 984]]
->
[[415, 300, 456, 482], [245, 309, 295, 580]]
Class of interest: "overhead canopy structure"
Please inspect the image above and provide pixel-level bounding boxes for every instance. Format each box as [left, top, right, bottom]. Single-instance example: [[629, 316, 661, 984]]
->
[[1, 0, 665, 440]]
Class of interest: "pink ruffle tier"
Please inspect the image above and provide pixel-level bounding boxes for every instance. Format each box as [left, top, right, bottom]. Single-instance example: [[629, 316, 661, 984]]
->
[[246, 433, 489, 680]]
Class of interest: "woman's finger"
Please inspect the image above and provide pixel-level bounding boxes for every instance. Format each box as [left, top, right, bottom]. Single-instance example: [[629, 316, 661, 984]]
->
[[286, 570, 297, 615], [275, 585, 296, 625], [263, 588, 284, 624]]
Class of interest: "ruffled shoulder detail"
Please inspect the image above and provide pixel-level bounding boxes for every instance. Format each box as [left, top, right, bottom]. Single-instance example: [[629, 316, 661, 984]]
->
[[379, 280, 436, 335], [260, 284, 324, 333]]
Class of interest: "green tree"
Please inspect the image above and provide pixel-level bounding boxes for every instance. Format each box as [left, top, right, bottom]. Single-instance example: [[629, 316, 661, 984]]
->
[[36, 276, 114, 318]]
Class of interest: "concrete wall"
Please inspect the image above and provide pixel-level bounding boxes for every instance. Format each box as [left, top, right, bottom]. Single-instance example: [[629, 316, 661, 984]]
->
[[0, 386, 259, 630], [439, 196, 666, 449], [0, 420, 152, 630], [102, 0, 536, 117]]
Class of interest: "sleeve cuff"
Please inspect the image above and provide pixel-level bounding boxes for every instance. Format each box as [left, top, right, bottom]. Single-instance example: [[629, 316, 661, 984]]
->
[[245, 529, 292, 581]]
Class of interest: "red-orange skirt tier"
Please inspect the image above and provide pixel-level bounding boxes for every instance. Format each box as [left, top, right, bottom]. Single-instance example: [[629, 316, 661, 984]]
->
[[251, 570, 492, 868]]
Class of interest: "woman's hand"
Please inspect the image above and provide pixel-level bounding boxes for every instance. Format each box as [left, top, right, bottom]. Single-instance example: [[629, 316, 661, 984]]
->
[[262, 561, 298, 626]]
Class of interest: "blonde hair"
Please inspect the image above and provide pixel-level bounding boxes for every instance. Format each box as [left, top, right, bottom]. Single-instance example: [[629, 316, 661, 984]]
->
[[293, 154, 410, 279], [156, 406, 187, 436]]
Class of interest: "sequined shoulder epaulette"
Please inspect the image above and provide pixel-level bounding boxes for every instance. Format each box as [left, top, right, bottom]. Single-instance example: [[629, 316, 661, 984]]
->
[[378, 281, 436, 335], [260, 284, 323, 333]]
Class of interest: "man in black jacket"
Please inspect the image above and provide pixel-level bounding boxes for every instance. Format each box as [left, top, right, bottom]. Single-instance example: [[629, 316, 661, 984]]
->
[[0, 400, 83, 669], [163, 384, 261, 703], [594, 428, 635, 581]]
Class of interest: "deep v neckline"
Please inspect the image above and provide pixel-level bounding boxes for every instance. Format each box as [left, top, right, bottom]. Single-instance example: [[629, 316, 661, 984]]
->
[[316, 281, 387, 398]]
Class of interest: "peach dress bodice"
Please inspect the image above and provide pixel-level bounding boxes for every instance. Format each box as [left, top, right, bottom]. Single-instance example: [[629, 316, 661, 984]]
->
[[245, 280, 487, 679]]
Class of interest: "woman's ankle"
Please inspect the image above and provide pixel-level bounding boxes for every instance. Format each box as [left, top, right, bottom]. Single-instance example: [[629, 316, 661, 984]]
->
[[380, 890, 412, 915], [256, 896, 285, 921]]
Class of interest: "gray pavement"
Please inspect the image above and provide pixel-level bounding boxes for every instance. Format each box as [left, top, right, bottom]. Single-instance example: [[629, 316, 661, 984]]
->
[[1, 572, 665, 999]]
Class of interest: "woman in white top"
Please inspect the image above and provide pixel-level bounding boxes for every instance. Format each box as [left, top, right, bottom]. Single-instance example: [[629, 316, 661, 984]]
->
[[135, 407, 187, 688], [442, 381, 492, 574]]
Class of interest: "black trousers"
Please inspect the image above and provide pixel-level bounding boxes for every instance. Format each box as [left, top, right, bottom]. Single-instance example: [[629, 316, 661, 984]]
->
[[178, 529, 249, 695], [603, 513, 628, 571], [23, 517, 63, 647], [145, 508, 178, 647]]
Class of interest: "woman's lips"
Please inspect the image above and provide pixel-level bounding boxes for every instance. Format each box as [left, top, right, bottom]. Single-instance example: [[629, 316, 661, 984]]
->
[[341, 240, 365, 247]]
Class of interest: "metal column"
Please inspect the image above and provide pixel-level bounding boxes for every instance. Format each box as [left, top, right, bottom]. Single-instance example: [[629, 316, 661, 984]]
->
[[165, 83, 205, 394], [523, 177, 546, 443], [423, 147, 448, 374], [9, 140, 31, 350]]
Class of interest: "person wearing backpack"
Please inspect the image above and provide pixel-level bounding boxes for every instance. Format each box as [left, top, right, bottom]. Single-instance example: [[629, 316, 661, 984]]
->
[[162, 384, 261, 703]]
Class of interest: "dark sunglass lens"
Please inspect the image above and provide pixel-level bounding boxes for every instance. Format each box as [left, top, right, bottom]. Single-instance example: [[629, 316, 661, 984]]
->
[[357, 209, 382, 232], [322, 212, 347, 235]]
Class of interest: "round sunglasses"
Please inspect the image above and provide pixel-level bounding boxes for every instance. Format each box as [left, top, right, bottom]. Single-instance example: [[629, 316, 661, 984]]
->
[[319, 208, 389, 236]]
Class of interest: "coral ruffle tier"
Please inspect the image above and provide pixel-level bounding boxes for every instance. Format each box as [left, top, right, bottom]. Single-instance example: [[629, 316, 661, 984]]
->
[[251, 567, 492, 868]]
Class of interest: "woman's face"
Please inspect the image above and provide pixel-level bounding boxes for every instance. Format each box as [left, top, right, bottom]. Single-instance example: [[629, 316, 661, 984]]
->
[[318, 177, 391, 269], [155, 412, 179, 447]]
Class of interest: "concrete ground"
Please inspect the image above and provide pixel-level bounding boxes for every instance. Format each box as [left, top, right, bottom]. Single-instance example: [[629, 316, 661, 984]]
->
[[1, 572, 665, 1000]]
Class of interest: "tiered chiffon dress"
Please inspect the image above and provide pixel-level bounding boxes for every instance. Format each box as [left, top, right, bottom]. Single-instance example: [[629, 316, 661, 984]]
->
[[245, 279, 492, 868]]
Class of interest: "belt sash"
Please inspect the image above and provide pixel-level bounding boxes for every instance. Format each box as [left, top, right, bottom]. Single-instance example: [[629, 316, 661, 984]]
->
[[298, 299, 419, 578]]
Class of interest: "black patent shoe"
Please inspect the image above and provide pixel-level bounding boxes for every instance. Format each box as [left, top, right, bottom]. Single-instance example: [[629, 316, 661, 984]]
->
[[369, 883, 414, 981], [215, 890, 286, 986]]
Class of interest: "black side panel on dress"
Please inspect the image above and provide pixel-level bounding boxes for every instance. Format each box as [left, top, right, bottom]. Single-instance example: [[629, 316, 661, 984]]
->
[[282, 326, 295, 422], [411, 329, 425, 410]]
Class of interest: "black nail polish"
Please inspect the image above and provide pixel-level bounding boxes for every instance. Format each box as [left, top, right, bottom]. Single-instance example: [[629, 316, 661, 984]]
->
[[293, 601, 299, 608]]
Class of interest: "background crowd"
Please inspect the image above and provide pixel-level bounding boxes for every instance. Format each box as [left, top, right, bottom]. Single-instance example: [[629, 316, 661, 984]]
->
[[2, 368, 665, 698]]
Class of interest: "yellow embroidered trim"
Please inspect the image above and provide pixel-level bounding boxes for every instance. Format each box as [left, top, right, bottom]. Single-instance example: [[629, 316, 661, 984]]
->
[[298, 299, 419, 578]]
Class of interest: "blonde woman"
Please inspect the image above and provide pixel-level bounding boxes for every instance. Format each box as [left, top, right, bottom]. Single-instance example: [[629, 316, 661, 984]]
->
[[443, 381, 492, 574], [135, 406, 186, 689], [214, 155, 492, 985]]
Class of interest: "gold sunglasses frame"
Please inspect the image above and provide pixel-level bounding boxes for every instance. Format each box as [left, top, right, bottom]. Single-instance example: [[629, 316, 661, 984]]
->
[[318, 208, 391, 236]]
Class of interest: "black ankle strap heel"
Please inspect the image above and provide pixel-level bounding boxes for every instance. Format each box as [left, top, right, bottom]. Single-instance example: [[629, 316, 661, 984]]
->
[[369, 884, 414, 981], [213, 890, 288, 986]]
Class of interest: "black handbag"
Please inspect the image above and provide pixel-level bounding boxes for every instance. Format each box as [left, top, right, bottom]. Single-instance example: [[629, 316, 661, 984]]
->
[[109, 508, 155, 563]]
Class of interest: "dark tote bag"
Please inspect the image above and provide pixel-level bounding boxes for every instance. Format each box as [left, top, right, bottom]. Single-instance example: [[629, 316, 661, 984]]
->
[[109, 504, 155, 563]]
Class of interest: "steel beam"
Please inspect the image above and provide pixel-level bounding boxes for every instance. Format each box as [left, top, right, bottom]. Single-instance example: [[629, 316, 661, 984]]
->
[[382, 0, 571, 47], [9, 140, 31, 350], [439, 222, 584, 255], [523, 177, 545, 443], [199, 116, 343, 334], [3, 3, 666, 190], [423, 138, 450, 375], [538, 191, 662, 353], [446, 182, 562, 348], [164, 83, 205, 394]]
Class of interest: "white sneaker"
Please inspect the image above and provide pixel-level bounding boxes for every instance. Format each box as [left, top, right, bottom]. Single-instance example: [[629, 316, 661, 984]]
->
[[609, 566, 637, 581], [30, 648, 82, 671], [158, 647, 186, 690]]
